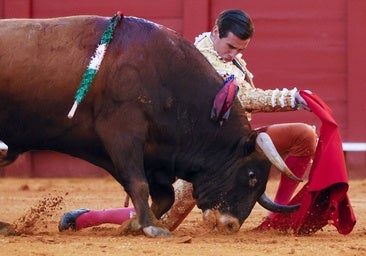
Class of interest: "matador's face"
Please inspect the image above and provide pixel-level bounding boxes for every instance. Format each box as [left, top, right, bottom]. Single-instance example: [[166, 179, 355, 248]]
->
[[210, 25, 251, 62]]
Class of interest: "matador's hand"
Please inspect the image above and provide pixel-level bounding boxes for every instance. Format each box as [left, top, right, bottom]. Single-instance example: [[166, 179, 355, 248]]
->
[[295, 90, 311, 111]]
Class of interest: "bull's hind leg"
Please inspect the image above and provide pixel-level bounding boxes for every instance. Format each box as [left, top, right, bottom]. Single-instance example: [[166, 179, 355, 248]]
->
[[95, 109, 170, 237], [150, 185, 175, 220], [148, 169, 175, 219]]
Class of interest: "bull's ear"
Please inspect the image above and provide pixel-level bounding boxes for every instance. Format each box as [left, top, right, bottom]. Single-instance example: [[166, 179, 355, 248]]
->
[[242, 130, 257, 155]]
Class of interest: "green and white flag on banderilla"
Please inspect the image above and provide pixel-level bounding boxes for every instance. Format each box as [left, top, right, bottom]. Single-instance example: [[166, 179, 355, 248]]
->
[[68, 11, 123, 119]]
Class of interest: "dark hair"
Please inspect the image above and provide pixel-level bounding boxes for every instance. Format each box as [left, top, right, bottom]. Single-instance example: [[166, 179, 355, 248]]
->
[[216, 9, 254, 40]]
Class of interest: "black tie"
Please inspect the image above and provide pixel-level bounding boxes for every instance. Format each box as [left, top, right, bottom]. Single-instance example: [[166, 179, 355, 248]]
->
[[232, 59, 246, 75]]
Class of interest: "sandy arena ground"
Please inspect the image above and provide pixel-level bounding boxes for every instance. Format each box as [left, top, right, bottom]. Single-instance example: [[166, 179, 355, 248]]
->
[[0, 176, 365, 256]]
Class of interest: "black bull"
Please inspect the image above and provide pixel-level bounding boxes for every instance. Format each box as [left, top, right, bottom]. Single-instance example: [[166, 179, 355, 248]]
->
[[0, 15, 298, 236]]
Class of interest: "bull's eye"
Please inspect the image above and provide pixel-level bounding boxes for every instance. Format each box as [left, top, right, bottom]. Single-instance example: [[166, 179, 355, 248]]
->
[[248, 171, 257, 187]]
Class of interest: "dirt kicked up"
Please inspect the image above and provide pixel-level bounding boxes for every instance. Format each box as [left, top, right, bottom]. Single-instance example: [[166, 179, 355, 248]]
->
[[0, 177, 365, 256]]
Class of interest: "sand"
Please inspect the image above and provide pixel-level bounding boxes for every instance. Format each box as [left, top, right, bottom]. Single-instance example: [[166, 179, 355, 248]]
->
[[0, 177, 365, 256]]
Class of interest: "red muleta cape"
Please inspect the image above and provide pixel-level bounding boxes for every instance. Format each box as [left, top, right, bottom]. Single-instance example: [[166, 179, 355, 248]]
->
[[261, 90, 356, 235]]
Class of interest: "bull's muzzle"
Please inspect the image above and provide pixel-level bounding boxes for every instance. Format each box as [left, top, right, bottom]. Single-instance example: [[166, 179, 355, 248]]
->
[[202, 209, 240, 234]]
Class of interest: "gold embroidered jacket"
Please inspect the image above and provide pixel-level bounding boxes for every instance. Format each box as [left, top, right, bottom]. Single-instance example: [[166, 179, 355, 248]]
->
[[194, 32, 298, 114]]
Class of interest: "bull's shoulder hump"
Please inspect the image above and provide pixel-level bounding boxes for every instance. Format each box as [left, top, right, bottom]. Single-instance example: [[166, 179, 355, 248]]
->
[[122, 16, 174, 33]]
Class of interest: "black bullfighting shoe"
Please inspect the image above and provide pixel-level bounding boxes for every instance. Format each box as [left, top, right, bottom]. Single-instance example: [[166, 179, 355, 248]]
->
[[58, 208, 90, 231]]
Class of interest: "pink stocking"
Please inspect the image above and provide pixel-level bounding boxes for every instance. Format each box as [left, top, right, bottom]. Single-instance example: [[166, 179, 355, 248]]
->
[[273, 155, 312, 205], [75, 207, 135, 230], [74, 180, 195, 231]]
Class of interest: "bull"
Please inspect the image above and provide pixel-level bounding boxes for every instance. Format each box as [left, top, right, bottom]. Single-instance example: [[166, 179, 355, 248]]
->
[[0, 14, 300, 237]]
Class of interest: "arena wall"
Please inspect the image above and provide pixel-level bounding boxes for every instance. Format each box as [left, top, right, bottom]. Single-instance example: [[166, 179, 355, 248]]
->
[[0, 0, 364, 177]]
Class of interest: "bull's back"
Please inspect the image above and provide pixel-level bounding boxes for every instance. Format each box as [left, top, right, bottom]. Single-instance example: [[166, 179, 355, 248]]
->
[[0, 16, 113, 152], [0, 16, 108, 95]]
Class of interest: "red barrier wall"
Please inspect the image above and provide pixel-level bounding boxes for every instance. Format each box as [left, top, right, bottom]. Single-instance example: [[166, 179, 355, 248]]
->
[[0, 0, 364, 177]]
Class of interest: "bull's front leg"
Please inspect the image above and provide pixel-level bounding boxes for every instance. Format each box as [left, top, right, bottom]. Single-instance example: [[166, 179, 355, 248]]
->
[[122, 178, 171, 237], [96, 114, 170, 237], [107, 149, 170, 237]]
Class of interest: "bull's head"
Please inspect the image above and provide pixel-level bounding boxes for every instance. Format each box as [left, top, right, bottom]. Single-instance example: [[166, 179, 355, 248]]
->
[[191, 132, 301, 233]]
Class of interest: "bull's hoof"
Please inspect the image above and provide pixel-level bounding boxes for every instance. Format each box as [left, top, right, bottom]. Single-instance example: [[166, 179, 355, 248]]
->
[[118, 218, 171, 237], [0, 221, 10, 235], [143, 226, 171, 237], [0, 221, 17, 236], [118, 218, 144, 236]]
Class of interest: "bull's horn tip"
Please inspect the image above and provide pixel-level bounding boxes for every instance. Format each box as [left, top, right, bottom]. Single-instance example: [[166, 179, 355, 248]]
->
[[292, 175, 303, 182], [285, 169, 303, 182]]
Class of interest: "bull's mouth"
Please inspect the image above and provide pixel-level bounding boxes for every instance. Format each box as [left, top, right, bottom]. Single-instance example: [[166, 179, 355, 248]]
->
[[202, 209, 241, 234]]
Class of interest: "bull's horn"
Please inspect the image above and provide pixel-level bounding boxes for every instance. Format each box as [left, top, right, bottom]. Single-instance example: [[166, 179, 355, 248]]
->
[[255, 132, 303, 182], [258, 193, 301, 213]]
